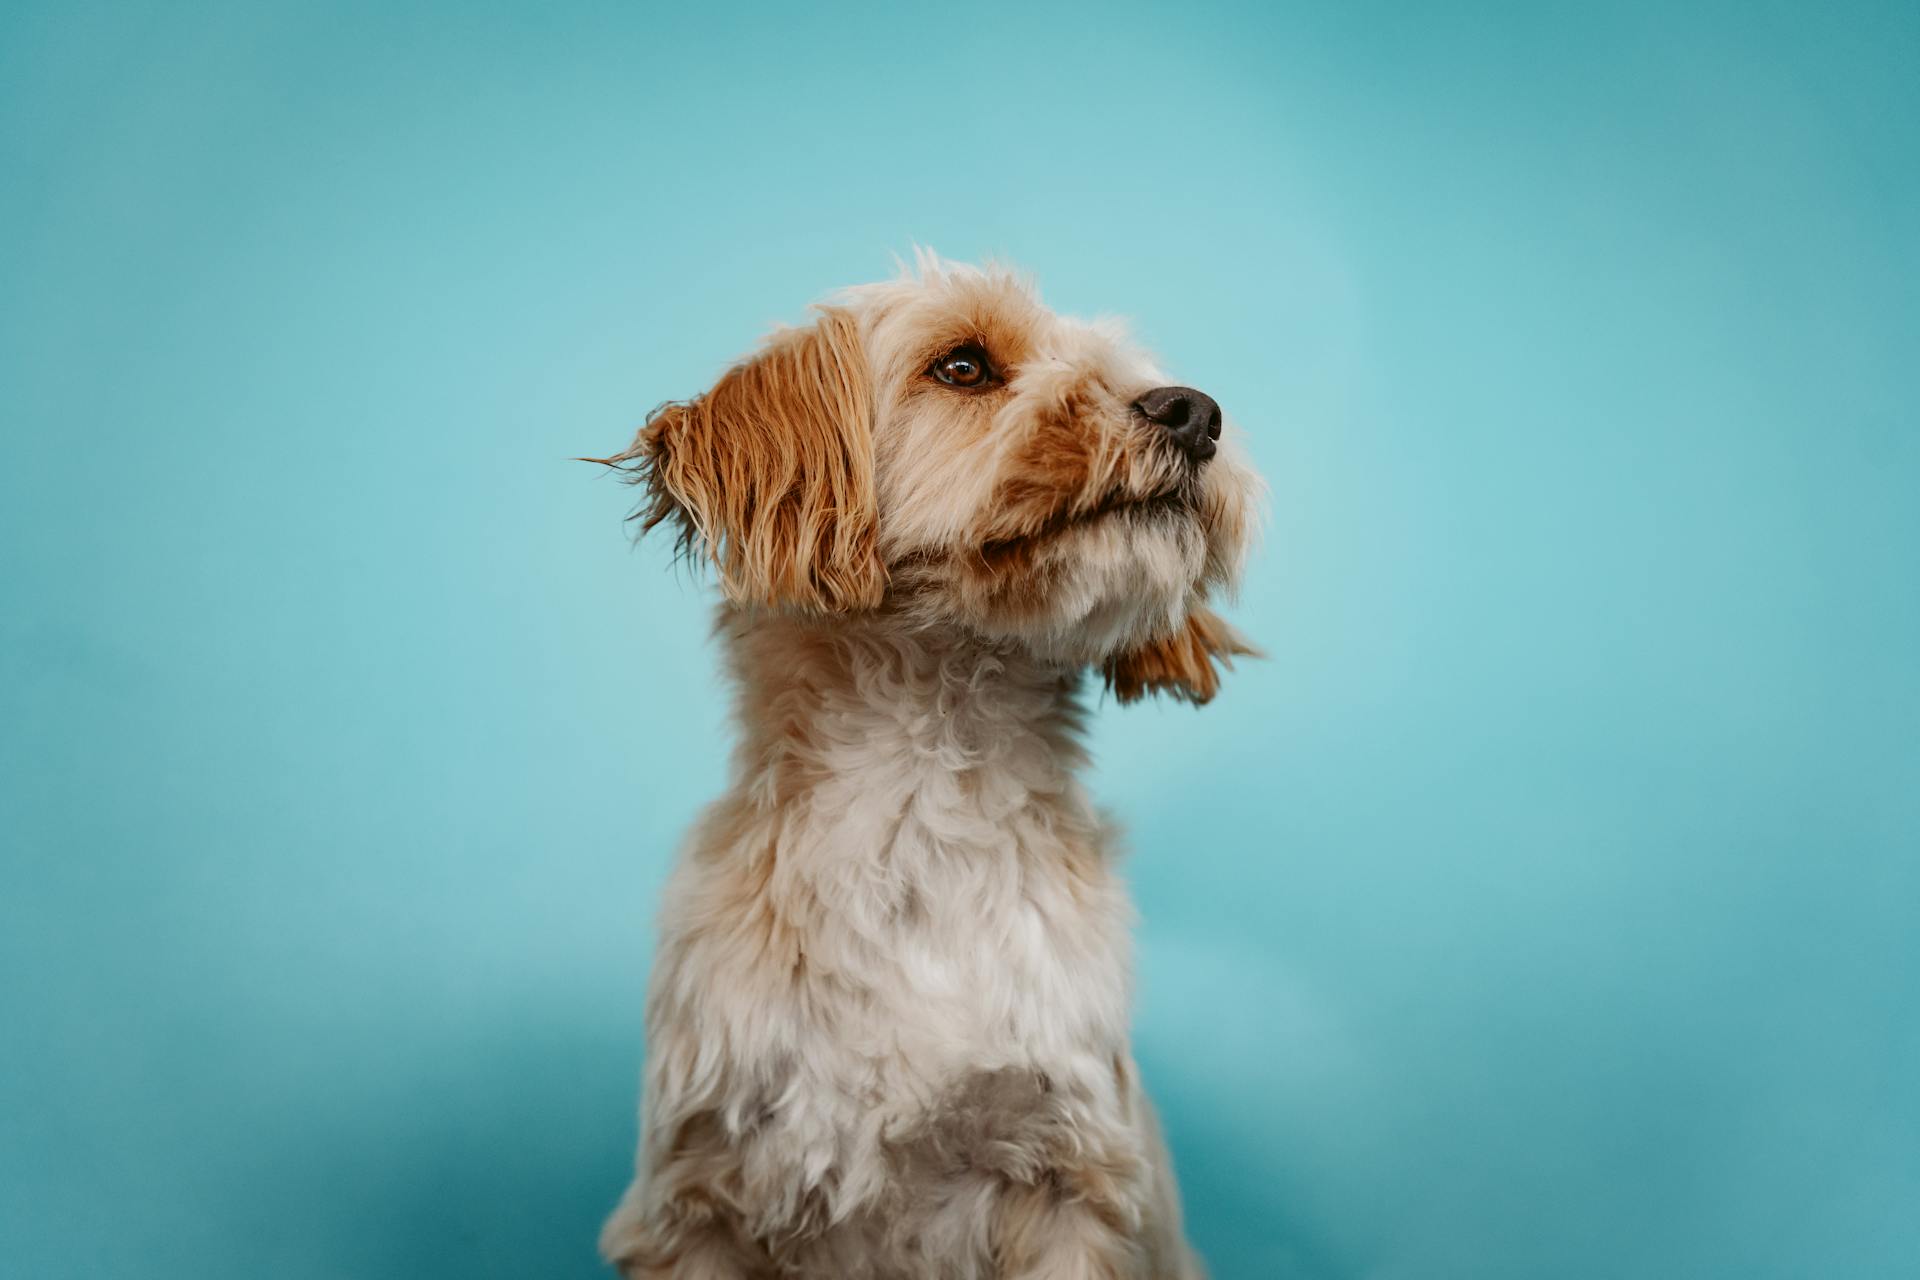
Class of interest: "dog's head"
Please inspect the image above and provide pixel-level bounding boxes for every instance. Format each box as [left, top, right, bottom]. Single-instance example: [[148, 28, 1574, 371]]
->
[[597, 255, 1261, 704]]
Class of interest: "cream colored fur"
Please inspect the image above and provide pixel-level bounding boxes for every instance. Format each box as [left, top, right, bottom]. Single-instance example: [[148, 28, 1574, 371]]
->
[[596, 256, 1259, 1278]]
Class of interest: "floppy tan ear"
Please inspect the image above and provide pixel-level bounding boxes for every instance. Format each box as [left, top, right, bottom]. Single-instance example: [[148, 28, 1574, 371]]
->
[[1103, 604, 1259, 706], [591, 307, 884, 612]]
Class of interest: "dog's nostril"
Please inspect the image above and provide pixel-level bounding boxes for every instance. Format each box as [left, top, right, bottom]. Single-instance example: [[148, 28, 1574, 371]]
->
[[1142, 398, 1184, 425], [1132, 385, 1223, 460]]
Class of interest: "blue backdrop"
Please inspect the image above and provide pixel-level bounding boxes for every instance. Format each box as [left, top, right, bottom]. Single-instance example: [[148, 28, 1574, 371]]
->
[[3, 3, 1916, 1277]]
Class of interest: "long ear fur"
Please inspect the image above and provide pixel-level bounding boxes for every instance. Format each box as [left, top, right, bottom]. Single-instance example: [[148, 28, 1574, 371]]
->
[[1103, 604, 1259, 706], [592, 307, 884, 612]]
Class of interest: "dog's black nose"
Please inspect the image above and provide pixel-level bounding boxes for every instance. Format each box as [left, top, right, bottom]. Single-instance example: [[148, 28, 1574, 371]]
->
[[1133, 385, 1222, 461]]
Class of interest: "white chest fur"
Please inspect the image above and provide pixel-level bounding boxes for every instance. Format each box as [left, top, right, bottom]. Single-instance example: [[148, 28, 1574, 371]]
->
[[639, 616, 1141, 1232]]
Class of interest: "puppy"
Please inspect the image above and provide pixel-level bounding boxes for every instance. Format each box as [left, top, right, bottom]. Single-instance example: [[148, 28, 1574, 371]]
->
[[594, 254, 1259, 1279]]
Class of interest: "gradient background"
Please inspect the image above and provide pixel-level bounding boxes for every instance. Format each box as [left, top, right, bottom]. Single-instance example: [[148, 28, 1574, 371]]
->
[[4, 2, 1917, 1277]]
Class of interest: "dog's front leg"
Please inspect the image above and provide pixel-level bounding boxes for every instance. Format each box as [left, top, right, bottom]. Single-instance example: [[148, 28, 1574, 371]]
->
[[601, 1160, 773, 1280], [601, 1197, 771, 1280], [994, 1176, 1149, 1280]]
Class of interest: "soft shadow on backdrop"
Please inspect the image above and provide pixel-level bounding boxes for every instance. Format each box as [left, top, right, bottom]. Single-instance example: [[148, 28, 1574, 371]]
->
[[3, 2, 1916, 1277]]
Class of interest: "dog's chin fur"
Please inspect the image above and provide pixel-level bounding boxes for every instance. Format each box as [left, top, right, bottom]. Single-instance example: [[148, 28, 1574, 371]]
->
[[890, 512, 1197, 664], [595, 254, 1259, 1278]]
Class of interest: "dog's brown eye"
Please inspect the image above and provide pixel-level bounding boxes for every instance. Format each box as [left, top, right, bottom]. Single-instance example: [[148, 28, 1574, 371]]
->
[[929, 346, 995, 389]]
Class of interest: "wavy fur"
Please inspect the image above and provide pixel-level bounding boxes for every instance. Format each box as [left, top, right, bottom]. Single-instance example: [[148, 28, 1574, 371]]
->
[[596, 257, 1261, 1278]]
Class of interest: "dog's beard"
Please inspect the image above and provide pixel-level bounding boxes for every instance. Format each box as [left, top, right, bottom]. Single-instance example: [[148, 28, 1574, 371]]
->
[[948, 496, 1210, 664]]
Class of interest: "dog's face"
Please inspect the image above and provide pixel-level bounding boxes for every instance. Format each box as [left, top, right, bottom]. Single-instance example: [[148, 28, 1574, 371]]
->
[[602, 257, 1260, 703]]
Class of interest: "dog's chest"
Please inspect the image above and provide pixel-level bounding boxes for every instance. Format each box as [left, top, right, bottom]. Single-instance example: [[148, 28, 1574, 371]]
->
[[647, 661, 1149, 1245], [876, 843, 1126, 1066], [795, 736, 1134, 1071], [761, 783, 1138, 1255]]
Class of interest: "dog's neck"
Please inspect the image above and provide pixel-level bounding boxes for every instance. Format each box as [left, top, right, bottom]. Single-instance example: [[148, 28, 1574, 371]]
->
[[699, 606, 1132, 1082], [717, 606, 1091, 817]]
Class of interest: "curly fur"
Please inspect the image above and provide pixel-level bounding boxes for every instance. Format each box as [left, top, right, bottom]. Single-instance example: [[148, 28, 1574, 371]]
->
[[595, 255, 1260, 1278]]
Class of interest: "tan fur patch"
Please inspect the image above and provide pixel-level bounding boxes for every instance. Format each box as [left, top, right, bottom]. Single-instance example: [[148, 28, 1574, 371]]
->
[[592, 307, 884, 612], [1103, 604, 1258, 706]]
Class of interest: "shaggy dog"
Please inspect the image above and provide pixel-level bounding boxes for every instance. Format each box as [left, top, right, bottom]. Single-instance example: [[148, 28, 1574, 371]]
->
[[593, 254, 1260, 1279]]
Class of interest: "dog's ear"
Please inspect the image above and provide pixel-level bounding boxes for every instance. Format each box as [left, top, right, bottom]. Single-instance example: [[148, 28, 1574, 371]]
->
[[595, 307, 884, 612], [1103, 604, 1258, 706]]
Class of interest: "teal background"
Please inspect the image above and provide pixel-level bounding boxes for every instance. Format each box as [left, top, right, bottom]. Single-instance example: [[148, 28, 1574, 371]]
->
[[3, 2, 1917, 1276]]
